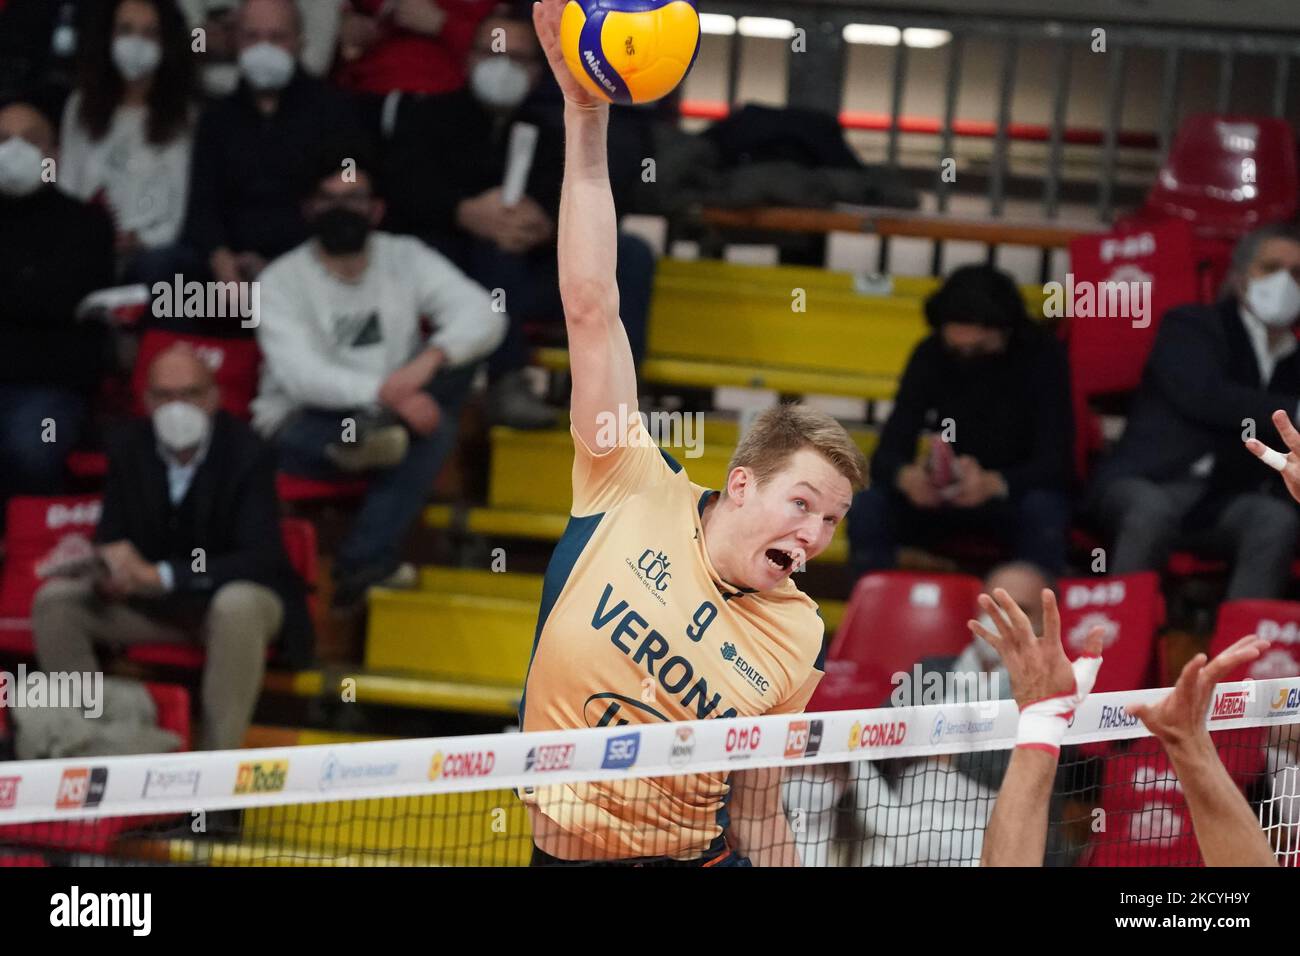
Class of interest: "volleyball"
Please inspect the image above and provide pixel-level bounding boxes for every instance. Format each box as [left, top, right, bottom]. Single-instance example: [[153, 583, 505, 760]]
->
[[559, 0, 701, 106]]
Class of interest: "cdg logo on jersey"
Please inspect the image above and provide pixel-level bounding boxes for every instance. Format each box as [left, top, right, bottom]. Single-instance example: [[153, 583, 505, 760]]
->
[[637, 550, 672, 591]]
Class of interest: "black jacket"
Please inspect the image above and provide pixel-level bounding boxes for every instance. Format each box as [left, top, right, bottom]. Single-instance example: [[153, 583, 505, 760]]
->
[[95, 411, 314, 668], [182, 70, 364, 261], [1090, 299, 1300, 505], [0, 186, 114, 390], [870, 326, 1073, 497]]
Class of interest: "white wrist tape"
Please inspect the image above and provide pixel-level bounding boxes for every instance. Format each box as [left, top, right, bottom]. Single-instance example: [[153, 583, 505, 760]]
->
[[1015, 655, 1103, 755]]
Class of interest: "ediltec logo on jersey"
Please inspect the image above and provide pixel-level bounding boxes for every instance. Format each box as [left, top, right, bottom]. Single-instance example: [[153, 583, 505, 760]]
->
[[430, 750, 496, 780], [56, 767, 108, 809], [849, 720, 907, 750], [1269, 686, 1300, 717], [525, 744, 575, 773], [721, 643, 772, 696], [668, 727, 695, 768], [233, 760, 288, 794], [1210, 690, 1248, 721], [601, 732, 641, 769], [784, 719, 823, 758], [0, 775, 19, 809]]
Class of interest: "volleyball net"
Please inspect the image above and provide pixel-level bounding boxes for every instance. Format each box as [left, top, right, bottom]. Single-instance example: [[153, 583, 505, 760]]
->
[[1, 677, 1297, 867]]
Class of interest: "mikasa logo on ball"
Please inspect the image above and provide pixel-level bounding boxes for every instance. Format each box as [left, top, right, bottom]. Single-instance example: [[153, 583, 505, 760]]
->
[[583, 48, 618, 93]]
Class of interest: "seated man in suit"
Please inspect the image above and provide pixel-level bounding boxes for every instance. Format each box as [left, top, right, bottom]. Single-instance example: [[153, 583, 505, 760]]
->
[[32, 343, 313, 751], [1089, 223, 1300, 599]]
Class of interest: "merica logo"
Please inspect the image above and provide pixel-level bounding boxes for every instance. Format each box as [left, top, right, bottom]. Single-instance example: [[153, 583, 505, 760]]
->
[[430, 749, 496, 780], [56, 767, 108, 810], [233, 760, 288, 794], [0, 775, 18, 809], [668, 727, 695, 768], [929, 713, 996, 746], [592, 583, 742, 721], [784, 719, 824, 759], [318, 752, 400, 792], [848, 720, 907, 750], [525, 744, 575, 773], [1098, 705, 1140, 730], [1268, 686, 1300, 717], [721, 643, 771, 696], [141, 767, 200, 800], [601, 732, 641, 770], [725, 725, 761, 758], [1210, 690, 1248, 721]]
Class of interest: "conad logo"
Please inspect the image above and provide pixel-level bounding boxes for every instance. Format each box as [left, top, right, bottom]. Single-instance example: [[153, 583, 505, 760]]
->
[[46, 502, 101, 529]]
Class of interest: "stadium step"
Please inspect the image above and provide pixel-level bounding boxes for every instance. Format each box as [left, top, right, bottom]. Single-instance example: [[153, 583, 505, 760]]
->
[[261, 668, 522, 718]]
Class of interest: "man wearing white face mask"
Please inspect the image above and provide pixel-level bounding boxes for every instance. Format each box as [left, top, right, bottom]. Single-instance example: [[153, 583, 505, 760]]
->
[[180, 0, 364, 296], [380, 5, 655, 429], [32, 344, 314, 751], [0, 100, 114, 515], [59, 0, 197, 278], [1089, 223, 1300, 600]]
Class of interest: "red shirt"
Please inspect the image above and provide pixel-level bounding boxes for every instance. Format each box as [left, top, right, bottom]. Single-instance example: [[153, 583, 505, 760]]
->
[[336, 0, 497, 96]]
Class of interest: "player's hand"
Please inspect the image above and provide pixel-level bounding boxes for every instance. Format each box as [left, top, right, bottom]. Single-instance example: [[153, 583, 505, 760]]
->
[[532, 0, 605, 111], [1245, 409, 1300, 505], [896, 463, 941, 509], [1127, 635, 1269, 751], [392, 391, 441, 437], [969, 588, 1104, 710]]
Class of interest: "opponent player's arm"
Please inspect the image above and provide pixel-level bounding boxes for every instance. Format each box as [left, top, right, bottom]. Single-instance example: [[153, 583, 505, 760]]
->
[[1126, 636, 1279, 867], [728, 766, 801, 866], [1246, 408, 1300, 505], [970, 588, 1106, 867], [533, 0, 639, 451]]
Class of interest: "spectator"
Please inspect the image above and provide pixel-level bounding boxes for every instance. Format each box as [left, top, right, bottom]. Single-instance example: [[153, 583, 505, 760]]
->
[[382, 4, 655, 428], [179, 0, 365, 299], [59, 0, 197, 281], [1090, 223, 1300, 599], [31, 343, 313, 751], [848, 265, 1072, 577], [0, 0, 84, 107], [0, 99, 114, 511], [252, 145, 505, 607], [177, 0, 340, 87], [335, 0, 496, 97]]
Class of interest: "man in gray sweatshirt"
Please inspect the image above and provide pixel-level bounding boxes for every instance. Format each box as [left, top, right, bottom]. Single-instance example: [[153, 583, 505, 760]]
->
[[252, 143, 505, 606]]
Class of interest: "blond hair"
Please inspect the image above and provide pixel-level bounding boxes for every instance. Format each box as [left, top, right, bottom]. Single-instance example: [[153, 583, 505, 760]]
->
[[727, 404, 867, 491]]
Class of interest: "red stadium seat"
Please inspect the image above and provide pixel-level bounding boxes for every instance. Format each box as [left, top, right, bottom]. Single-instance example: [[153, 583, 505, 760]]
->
[[0, 496, 103, 657], [1210, 600, 1300, 682], [809, 571, 983, 711], [1078, 727, 1268, 866], [1066, 218, 1198, 481], [1056, 572, 1164, 693], [130, 330, 261, 421], [275, 473, 369, 503], [0, 682, 191, 856], [125, 517, 318, 670], [1141, 115, 1298, 243]]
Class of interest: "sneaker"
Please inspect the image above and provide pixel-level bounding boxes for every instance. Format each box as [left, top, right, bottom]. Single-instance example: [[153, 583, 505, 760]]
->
[[332, 562, 418, 609], [486, 370, 558, 430], [325, 423, 409, 473]]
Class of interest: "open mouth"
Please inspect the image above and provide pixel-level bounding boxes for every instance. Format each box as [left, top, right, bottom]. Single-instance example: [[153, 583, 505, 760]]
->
[[765, 548, 794, 572]]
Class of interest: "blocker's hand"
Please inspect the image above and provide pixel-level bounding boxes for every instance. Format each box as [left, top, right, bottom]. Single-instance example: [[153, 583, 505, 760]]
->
[[969, 587, 1104, 709], [533, 0, 605, 110], [1245, 409, 1300, 505]]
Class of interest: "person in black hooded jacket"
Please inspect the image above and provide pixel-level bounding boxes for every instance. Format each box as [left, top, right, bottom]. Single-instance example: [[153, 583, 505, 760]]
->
[[847, 265, 1073, 578]]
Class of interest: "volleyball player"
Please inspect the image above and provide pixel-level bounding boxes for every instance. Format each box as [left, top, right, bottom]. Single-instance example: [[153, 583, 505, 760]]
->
[[518, 0, 868, 866]]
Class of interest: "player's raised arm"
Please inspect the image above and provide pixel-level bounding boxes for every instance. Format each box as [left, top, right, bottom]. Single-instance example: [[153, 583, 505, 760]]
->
[[1245, 408, 1300, 504], [532, 0, 639, 451], [1126, 636, 1279, 867]]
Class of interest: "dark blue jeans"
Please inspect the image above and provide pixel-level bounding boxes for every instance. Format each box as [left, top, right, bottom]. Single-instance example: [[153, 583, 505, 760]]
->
[[457, 232, 655, 379], [848, 484, 1070, 578], [273, 364, 477, 585], [0, 385, 86, 499]]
